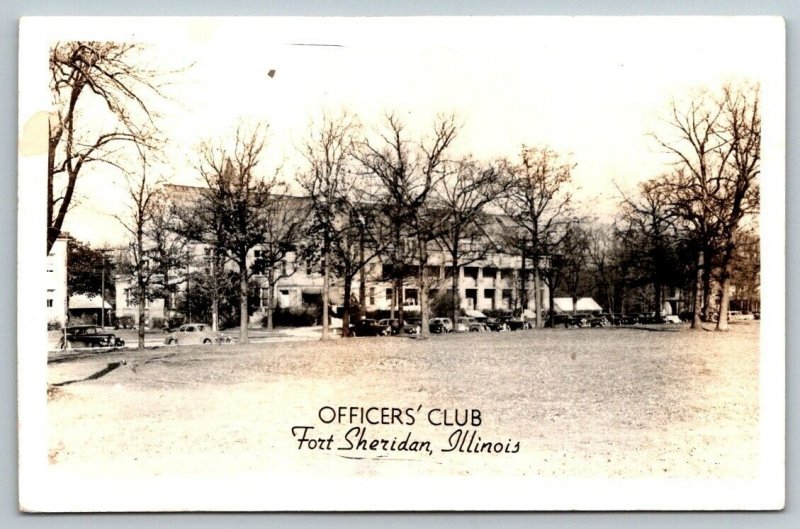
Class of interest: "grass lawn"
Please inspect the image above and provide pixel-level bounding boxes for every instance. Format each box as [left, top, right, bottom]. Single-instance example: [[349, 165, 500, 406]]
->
[[46, 324, 760, 480]]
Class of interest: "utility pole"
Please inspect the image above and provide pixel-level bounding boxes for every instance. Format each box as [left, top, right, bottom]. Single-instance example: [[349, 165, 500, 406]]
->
[[100, 260, 105, 328], [211, 253, 219, 332]]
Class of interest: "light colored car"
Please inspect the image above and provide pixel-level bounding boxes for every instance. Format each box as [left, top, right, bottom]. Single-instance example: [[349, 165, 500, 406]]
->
[[455, 317, 488, 332], [164, 323, 230, 345], [727, 311, 755, 321], [429, 317, 453, 333]]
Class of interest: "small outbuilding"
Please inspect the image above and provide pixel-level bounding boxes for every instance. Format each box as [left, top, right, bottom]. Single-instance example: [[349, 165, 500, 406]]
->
[[68, 294, 113, 326]]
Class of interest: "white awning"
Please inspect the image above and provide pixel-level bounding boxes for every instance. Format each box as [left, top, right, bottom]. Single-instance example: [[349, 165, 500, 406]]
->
[[552, 297, 603, 313], [465, 309, 486, 319]]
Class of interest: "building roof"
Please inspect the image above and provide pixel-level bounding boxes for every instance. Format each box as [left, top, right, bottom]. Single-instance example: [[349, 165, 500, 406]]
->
[[69, 294, 112, 310], [552, 297, 602, 313]]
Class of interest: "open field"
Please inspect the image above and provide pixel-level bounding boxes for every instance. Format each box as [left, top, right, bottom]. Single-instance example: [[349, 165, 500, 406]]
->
[[46, 323, 760, 480]]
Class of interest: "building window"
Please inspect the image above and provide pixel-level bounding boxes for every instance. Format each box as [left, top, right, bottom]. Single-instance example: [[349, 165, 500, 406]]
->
[[281, 260, 288, 276], [369, 287, 375, 306], [46, 299, 53, 308], [260, 287, 269, 308]]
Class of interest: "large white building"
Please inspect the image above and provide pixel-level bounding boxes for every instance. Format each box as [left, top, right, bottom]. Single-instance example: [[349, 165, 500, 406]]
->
[[45, 236, 69, 328], [114, 185, 552, 327]]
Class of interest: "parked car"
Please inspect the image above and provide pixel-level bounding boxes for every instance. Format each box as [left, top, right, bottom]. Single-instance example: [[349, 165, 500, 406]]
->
[[429, 317, 453, 333], [484, 318, 510, 332], [377, 318, 402, 335], [164, 323, 231, 345], [617, 313, 640, 325], [548, 314, 589, 328], [588, 314, 611, 327], [728, 310, 755, 321], [455, 317, 488, 332], [639, 313, 667, 324], [496, 315, 530, 331], [350, 318, 391, 337], [59, 325, 124, 349], [403, 318, 422, 335]]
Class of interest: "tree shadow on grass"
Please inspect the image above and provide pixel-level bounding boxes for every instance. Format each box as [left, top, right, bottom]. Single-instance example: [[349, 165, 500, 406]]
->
[[51, 361, 126, 386]]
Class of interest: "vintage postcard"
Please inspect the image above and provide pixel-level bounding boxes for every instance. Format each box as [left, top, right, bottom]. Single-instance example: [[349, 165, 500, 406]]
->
[[18, 16, 785, 511]]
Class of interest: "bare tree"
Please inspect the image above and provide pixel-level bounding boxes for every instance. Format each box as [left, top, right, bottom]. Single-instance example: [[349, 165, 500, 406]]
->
[[48, 42, 167, 254], [298, 111, 362, 339], [500, 146, 575, 328], [712, 84, 760, 330], [252, 196, 310, 331], [557, 221, 591, 316], [183, 124, 281, 343], [434, 156, 508, 326], [116, 154, 162, 350], [584, 223, 617, 314], [654, 81, 760, 330], [358, 113, 458, 339], [144, 191, 188, 325], [619, 179, 681, 319]]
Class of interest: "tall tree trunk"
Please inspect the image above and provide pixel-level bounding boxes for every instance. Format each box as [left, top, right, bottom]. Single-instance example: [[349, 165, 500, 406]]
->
[[520, 251, 528, 313], [451, 251, 459, 328], [716, 271, 732, 331], [358, 232, 366, 317], [716, 236, 737, 332], [211, 255, 219, 332], [137, 284, 145, 350], [342, 276, 353, 337], [654, 279, 662, 317], [418, 244, 430, 339], [239, 255, 249, 344], [321, 245, 330, 340], [266, 267, 275, 331], [533, 265, 542, 328], [162, 267, 170, 323], [691, 250, 704, 330], [396, 275, 404, 325], [702, 248, 713, 322], [137, 231, 145, 350]]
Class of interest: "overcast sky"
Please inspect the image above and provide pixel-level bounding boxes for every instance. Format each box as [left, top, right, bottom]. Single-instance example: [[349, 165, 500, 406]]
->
[[32, 17, 783, 247]]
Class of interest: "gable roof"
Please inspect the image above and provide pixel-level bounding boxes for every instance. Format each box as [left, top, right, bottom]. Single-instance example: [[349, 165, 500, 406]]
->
[[69, 294, 112, 310]]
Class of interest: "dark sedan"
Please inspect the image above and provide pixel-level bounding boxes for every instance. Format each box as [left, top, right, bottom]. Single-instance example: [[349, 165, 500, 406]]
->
[[58, 325, 125, 349], [350, 318, 391, 337], [496, 315, 530, 331]]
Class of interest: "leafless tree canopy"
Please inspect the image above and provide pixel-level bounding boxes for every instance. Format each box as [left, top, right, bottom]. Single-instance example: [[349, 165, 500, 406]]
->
[[48, 41, 168, 254], [357, 113, 459, 337], [434, 156, 509, 325], [500, 145, 576, 326], [179, 124, 285, 343], [653, 81, 760, 330], [298, 111, 364, 338]]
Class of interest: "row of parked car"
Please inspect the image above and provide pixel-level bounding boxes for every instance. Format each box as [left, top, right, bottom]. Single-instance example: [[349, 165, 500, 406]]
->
[[349, 315, 534, 336], [56, 323, 233, 350], [349, 309, 757, 336]]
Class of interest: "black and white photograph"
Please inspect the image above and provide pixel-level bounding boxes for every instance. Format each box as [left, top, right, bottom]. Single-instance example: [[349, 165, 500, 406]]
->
[[17, 16, 785, 511]]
